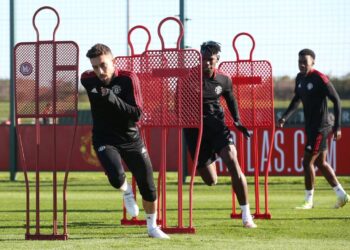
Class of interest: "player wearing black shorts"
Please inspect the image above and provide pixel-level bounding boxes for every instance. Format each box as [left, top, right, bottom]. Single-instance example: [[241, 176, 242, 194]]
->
[[81, 44, 169, 239], [185, 41, 256, 228], [278, 48, 349, 209]]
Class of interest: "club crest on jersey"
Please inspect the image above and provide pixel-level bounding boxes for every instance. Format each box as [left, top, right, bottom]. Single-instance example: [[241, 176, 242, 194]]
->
[[19, 62, 33, 76], [215, 86, 222, 95], [307, 82, 313, 90], [112, 85, 122, 95]]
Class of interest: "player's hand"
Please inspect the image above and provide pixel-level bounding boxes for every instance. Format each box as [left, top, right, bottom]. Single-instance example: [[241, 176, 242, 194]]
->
[[277, 117, 286, 128], [332, 128, 341, 141], [235, 122, 251, 138]]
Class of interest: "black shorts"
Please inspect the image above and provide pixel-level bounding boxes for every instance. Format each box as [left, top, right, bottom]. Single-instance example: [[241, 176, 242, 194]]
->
[[184, 125, 234, 169], [305, 129, 330, 154], [94, 138, 156, 201]]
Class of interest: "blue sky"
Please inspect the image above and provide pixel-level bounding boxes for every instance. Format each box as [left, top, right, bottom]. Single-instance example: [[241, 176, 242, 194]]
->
[[0, 0, 349, 79]]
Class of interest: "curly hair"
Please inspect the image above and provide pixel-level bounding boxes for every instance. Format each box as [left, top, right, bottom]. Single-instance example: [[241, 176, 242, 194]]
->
[[200, 41, 221, 58]]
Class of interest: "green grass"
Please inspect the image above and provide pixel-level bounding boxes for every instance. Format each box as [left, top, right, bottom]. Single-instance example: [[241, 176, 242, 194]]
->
[[0, 102, 91, 122], [0, 172, 349, 249], [0, 102, 9, 122], [78, 101, 91, 110], [2, 99, 350, 117], [274, 99, 350, 108], [2, 99, 350, 122]]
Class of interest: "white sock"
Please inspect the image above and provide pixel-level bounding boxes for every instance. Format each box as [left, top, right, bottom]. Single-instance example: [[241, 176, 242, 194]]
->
[[305, 189, 314, 203], [146, 213, 157, 231], [120, 180, 132, 194], [240, 204, 252, 222], [333, 184, 347, 198]]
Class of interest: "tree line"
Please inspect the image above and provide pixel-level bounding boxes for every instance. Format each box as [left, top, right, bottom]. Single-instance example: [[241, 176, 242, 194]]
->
[[1, 74, 350, 102]]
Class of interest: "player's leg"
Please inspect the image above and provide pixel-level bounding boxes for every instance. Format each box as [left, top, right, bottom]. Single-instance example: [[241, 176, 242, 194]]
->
[[295, 149, 319, 209], [218, 144, 256, 228], [218, 144, 247, 204], [315, 150, 338, 186], [94, 144, 139, 217], [184, 128, 217, 185], [302, 151, 317, 191], [121, 142, 169, 239], [315, 150, 350, 208], [296, 131, 324, 209], [198, 162, 217, 186]]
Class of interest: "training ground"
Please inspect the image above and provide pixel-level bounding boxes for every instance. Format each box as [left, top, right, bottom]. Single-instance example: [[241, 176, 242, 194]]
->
[[0, 172, 349, 250]]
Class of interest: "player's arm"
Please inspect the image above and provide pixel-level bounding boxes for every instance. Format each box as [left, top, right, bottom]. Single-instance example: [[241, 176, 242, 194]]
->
[[100, 88, 141, 121], [80, 72, 91, 91], [278, 78, 301, 128], [277, 95, 301, 128], [325, 81, 342, 140], [222, 78, 251, 138], [101, 71, 142, 121]]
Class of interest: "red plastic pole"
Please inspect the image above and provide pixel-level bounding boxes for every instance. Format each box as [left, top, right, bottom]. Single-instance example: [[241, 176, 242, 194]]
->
[[161, 128, 167, 228], [178, 128, 183, 227]]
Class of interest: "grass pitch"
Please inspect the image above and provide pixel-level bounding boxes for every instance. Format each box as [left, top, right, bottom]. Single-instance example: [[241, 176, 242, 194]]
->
[[0, 172, 349, 249]]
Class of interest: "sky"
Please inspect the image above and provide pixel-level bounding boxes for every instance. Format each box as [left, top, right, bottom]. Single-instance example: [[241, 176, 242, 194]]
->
[[0, 0, 349, 79]]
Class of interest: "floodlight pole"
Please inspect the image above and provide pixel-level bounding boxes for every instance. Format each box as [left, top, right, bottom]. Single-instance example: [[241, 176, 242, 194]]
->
[[179, 0, 185, 49], [9, 0, 17, 181], [180, 0, 188, 183], [126, 0, 130, 56]]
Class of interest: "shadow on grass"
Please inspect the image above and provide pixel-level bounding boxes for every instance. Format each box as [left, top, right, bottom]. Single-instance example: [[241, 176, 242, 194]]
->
[[270, 216, 350, 221], [67, 233, 147, 240], [0, 209, 120, 213], [0, 207, 237, 213], [68, 221, 121, 228]]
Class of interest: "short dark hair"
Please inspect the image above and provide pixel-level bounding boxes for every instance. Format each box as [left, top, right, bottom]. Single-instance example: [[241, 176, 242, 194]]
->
[[200, 41, 221, 58], [298, 48, 315, 60], [86, 43, 113, 59]]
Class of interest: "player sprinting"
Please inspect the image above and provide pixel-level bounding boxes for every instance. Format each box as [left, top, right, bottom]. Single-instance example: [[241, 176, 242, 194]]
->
[[277, 48, 350, 209], [81, 44, 169, 239], [184, 41, 257, 228]]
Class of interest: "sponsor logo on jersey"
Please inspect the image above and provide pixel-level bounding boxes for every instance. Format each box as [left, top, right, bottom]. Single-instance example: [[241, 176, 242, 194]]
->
[[298, 83, 301, 88], [112, 85, 122, 95], [91, 88, 98, 93], [98, 146, 106, 152], [307, 82, 313, 90], [215, 86, 222, 95], [306, 145, 312, 150]]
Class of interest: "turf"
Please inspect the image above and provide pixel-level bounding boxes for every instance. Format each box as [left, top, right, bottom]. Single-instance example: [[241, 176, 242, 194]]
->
[[0, 172, 349, 249]]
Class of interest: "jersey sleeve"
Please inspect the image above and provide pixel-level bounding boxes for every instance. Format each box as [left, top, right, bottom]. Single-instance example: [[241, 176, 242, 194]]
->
[[80, 70, 96, 90], [282, 78, 301, 121], [222, 76, 240, 122], [325, 81, 341, 130]]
